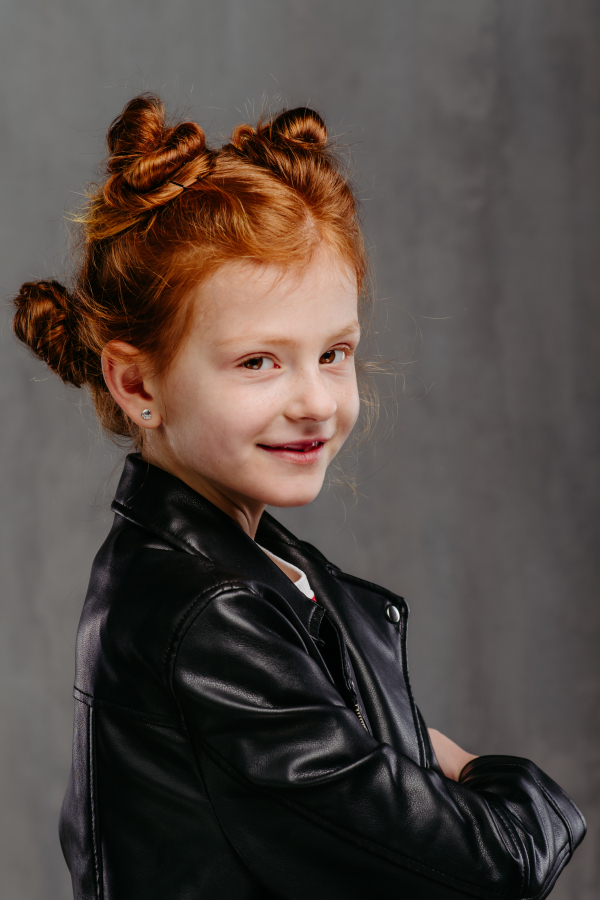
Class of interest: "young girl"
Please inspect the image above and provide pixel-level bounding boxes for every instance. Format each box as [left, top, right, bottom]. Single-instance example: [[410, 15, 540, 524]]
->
[[14, 94, 584, 899]]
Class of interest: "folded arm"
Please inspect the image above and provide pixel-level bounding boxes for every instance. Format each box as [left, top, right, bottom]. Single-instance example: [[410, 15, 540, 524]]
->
[[172, 585, 585, 900]]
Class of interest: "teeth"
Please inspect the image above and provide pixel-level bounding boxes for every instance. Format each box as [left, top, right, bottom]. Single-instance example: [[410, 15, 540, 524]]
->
[[282, 441, 319, 451]]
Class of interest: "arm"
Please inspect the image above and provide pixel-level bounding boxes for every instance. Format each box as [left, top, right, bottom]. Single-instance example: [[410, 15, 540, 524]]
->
[[172, 586, 585, 900]]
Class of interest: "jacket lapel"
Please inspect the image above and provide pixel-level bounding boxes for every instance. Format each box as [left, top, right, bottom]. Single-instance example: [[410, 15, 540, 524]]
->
[[111, 454, 321, 642], [256, 512, 426, 765]]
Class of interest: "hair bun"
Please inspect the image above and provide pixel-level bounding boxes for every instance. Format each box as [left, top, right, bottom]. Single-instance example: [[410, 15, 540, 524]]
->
[[13, 280, 86, 387], [105, 93, 208, 195], [268, 107, 328, 148]]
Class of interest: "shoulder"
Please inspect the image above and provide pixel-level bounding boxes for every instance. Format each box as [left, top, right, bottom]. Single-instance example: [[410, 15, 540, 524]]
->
[[74, 512, 273, 712]]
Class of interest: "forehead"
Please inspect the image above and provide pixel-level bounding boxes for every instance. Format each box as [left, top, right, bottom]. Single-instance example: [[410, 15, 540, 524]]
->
[[195, 252, 359, 339]]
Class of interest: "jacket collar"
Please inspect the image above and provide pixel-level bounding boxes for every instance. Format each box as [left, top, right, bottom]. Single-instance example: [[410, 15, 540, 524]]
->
[[112, 452, 251, 563], [110, 453, 324, 616], [111, 454, 374, 728]]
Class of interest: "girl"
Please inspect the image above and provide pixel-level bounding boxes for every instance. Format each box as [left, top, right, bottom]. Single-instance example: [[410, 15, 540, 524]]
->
[[13, 94, 584, 899]]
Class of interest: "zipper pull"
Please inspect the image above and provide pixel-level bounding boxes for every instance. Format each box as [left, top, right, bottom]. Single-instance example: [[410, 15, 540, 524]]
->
[[353, 700, 369, 731], [348, 678, 369, 732]]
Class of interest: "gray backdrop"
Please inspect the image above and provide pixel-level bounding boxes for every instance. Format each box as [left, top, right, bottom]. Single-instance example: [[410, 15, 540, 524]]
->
[[1, 1, 598, 897]]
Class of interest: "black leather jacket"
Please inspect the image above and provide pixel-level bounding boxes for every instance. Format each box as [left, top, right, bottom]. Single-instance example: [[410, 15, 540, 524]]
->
[[59, 453, 585, 899]]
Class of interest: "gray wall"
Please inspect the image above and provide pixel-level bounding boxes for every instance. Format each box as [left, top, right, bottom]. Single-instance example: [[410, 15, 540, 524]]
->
[[1, 1, 598, 896]]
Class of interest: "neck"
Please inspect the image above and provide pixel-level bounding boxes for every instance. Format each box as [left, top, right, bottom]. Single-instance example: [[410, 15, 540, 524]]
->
[[141, 450, 265, 539]]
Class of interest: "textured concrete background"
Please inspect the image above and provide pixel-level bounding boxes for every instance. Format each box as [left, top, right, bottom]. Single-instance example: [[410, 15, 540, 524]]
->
[[1, 1, 599, 896]]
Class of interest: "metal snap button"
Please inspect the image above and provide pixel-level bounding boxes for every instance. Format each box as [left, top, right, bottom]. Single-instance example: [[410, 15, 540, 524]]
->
[[386, 604, 400, 624]]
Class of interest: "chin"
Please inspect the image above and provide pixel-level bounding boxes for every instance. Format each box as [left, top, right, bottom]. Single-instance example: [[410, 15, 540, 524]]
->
[[260, 480, 325, 509]]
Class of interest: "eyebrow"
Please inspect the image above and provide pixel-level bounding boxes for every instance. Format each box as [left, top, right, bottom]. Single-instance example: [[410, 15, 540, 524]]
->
[[216, 320, 361, 350]]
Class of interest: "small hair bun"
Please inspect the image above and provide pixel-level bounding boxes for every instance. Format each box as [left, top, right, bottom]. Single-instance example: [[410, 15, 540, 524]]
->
[[13, 280, 86, 387], [269, 107, 328, 148], [106, 93, 207, 194], [229, 107, 328, 168], [83, 93, 215, 236]]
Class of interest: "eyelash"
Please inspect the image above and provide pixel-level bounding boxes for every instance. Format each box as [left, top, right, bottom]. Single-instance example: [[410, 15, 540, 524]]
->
[[240, 347, 351, 370]]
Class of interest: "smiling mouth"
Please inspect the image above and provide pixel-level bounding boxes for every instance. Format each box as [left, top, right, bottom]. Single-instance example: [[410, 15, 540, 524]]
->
[[268, 441, 323, 452], [257, 439, 327, 461]]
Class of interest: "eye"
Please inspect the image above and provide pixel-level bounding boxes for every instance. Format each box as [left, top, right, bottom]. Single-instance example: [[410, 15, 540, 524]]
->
[[241, 356, 276, 370], [320, 349, 347, 365]]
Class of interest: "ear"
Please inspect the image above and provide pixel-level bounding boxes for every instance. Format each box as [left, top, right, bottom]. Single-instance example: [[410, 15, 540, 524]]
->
[[101, 340, 163, 429]]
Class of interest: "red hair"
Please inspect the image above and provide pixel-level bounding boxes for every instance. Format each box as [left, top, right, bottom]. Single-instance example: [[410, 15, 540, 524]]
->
[[13, 93, 368, 445]]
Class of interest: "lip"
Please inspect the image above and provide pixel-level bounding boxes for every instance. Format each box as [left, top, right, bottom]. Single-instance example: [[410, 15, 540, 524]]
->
[[257, 437, 331, 465]]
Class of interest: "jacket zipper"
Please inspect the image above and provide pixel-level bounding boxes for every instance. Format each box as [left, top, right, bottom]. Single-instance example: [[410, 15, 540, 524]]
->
[[315, 608, 370, 733], [348, 677, 369, 732], [352, 700, 368, 731]]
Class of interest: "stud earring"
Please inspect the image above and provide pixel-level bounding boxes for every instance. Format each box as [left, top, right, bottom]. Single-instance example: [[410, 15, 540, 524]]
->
[[141, 409, 152, 420]]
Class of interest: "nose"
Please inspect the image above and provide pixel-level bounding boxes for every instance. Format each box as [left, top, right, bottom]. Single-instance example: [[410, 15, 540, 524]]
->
[[285, 365, 337, 423]]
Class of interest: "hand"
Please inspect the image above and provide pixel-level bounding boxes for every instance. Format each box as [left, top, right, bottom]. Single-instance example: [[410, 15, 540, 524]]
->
[[428, 728, 477, 781]]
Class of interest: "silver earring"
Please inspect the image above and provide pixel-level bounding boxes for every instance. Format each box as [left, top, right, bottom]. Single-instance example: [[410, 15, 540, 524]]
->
[[141, 409, 152, 420]]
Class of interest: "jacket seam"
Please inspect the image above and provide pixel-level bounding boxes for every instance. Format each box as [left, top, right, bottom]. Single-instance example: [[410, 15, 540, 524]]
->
[[536, 780, 575, 851], [88, 707, 103, 900], [540, 779, 586, 834], [525, 842, 571, 900], [163, 581, 263, 715], [537, 781, 573, 853], [492, 803, 527, 895], [73, 688, 179, 729], [398, 605, 427, 766]]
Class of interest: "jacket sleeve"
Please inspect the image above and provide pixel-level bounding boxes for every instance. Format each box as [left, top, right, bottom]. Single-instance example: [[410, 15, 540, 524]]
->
[[171, 584, 585, 900]]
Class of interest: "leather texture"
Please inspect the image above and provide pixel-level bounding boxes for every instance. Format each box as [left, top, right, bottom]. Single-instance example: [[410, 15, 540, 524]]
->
[[59, 453, 586, 899]]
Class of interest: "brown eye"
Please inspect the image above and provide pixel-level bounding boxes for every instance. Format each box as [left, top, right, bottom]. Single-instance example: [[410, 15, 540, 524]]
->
[[242, 356, 275, 370], [320, 349, 346, 365]]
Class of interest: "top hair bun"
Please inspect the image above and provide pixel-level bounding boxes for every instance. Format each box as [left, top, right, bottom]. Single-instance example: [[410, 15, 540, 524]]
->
[[268, 107, 328, 149], [13, 280, 87, 387], [105, 93, 208, 195]]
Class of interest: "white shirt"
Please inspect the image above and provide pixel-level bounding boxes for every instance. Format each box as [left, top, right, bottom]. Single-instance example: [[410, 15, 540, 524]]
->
[[257, 544, 315, 600]]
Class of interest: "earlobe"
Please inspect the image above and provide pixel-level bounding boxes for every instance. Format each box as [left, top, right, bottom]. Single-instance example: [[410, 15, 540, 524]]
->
[[101, 340, 163, 428]]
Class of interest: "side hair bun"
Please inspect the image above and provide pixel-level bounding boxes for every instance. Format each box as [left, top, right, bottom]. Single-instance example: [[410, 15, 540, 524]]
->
[[13, 280, 87, 387]]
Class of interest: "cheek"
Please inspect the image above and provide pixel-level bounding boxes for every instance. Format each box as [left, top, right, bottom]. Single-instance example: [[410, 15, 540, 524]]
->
[[337, 377, 361, 435], [169, 374, 278, 450]]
